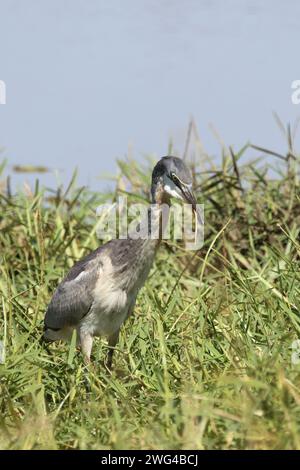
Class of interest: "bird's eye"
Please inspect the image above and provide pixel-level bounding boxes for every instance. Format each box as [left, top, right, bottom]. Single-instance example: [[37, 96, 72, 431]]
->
[[170, 172, 178, 183], [170, 172, 185, 187]]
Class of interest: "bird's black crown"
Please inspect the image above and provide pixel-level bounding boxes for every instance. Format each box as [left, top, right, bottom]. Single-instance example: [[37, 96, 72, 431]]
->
[[152, 156, 192, 186]]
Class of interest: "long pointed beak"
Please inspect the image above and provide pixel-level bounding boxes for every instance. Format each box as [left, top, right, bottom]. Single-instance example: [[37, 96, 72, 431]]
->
[[180, 184, 197, 209], [179, 184, 203, 225]]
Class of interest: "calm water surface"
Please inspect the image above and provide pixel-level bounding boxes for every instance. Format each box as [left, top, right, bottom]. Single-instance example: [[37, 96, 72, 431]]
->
[[0, 0, 299, 190]]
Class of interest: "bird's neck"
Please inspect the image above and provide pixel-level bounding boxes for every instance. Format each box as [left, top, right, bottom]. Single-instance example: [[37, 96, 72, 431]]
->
[[113, 203, 170, 293], [149, 183, 172, 241], [147, 202, 170, 242], [129, 201, 170, 245]]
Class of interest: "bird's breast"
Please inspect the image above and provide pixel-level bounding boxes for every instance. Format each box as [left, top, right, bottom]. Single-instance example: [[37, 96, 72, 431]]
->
[[92, 258, 128, 314], [83, 274, 129, 337], [79, 242, 155, 337]]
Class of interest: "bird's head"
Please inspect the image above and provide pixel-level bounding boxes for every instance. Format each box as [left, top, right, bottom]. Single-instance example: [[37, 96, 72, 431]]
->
[[151, 156, 197, 210]]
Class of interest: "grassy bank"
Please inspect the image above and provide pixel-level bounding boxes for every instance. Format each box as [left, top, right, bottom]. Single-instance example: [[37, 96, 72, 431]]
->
[[1, 127, 300, 449]]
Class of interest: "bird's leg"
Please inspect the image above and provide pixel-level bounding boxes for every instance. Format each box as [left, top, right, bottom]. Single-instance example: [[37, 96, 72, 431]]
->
[[106, 330, 119, 370], [79, 332, 94, 364]]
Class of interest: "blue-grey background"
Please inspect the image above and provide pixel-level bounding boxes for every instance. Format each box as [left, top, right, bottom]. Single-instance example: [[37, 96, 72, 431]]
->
[[0, 0, 299, 190]]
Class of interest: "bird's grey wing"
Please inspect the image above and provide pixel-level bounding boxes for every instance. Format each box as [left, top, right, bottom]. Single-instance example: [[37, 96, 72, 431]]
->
[[44, 246, 106, 330]]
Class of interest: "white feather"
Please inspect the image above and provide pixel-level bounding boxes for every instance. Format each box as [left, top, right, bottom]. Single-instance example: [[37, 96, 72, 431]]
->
[[163, 175, 183, 200]]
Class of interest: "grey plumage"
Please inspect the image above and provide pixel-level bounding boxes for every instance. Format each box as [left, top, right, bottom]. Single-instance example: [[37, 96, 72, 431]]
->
[[45, 246, 105, 331], [44, 156, 198, 367]]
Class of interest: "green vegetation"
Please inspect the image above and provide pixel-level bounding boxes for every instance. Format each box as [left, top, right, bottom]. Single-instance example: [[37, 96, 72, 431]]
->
[[1, 122, 300, 449]]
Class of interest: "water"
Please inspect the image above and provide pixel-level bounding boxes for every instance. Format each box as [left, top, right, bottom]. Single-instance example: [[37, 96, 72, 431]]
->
[[0, 0, 299, 191]]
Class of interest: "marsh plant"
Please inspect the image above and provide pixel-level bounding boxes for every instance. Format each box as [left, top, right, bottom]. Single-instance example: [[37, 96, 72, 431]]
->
[[0, 119, 300, 449]]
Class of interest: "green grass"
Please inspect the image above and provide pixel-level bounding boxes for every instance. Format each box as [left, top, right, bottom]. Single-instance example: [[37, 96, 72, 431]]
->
[[1, 125, 300, 449]]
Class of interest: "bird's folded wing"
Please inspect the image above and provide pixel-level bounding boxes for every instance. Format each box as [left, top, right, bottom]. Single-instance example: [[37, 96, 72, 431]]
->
[[45, 249, 104, 330]]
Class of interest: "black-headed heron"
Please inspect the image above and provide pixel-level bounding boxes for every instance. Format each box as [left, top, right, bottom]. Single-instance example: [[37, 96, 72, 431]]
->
[[44, 156, 199, 368]]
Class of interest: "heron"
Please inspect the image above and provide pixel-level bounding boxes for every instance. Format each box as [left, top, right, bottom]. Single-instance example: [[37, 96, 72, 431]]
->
[[44, 156, 199, 368]]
